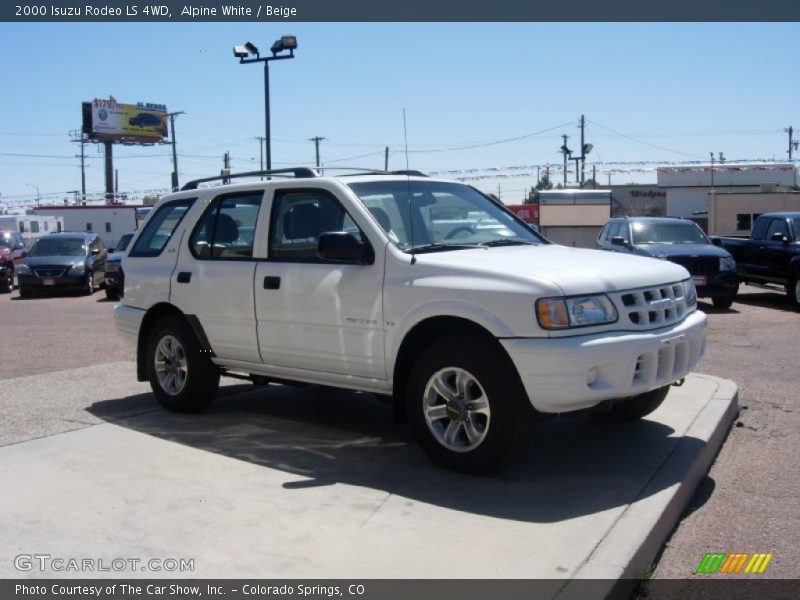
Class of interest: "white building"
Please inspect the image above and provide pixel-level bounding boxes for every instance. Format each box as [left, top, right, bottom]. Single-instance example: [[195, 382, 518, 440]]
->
[[657, 162, 798, 219], [33, 205, 140, 249]]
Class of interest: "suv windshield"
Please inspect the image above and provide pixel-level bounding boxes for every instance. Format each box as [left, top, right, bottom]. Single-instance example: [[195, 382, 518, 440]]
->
[[29, 237, 87, 257], [631, 222, 708, 245], [348, 180, 544, 251]]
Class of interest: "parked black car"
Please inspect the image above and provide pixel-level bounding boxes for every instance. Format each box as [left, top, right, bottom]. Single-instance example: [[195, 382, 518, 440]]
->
[[712, 212, 800, 310], [17, 232, 107, 297], [597, 216, 739, 309], [103, 231, 135, 300]]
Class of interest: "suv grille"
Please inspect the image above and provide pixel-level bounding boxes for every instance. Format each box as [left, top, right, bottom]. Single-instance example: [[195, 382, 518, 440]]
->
[[667, 256, 718, 276], [611, 283, 689, 329], [33, 267, 67, 277]]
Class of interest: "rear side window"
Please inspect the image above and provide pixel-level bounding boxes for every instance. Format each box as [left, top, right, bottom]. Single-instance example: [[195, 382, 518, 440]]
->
[[190, 192, 263, 259], [751, 217, 769, 240], [129, 198, 195, 258]]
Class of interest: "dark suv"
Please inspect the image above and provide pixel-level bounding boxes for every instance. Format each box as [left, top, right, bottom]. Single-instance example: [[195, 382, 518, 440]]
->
[[17, 232, 107, 297], [597, 217, 739, 309], [0, 231, 27, 292]]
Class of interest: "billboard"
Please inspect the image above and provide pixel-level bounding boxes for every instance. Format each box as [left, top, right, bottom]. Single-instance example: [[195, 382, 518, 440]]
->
[[82, 97, 168, 143]]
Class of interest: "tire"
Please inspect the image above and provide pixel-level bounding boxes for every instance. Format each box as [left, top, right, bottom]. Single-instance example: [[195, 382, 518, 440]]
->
[[146, 316, 220, 413], [84, 273, 94, 296], [18, 286, 31, 298], [788, 268, 800, 311], [591, 385, 670, 421], [0, 267, 11, 293], [105, 286, 119, 301], [406, 335, 533, 474], [711, 296, 734, 310]]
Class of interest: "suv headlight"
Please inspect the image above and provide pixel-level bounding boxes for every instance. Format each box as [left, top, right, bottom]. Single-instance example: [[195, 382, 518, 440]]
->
[[681, 279, 697, 307], [69, 263, 85, 275], [536, 294, 618, 329], [719, 255, 736, 272], [17, 263, 31, 275]]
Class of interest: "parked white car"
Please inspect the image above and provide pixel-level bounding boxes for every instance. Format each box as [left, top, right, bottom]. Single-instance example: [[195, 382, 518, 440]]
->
[[115, 169, 706, 472]]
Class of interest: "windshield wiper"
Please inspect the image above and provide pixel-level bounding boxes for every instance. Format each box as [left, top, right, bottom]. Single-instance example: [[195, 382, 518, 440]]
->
[[406, 243, 484, 254], [479, 239, 536, 247]]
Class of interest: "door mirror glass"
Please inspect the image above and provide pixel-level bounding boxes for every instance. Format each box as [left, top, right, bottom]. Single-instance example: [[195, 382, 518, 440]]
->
[[611, 236, 627, 246]]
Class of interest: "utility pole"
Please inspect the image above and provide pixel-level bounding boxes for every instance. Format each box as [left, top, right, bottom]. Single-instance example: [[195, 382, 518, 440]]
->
[[579, 114, 586, 188], [222, 152, 231, 184], [710, 152, 715, 189], [167, 111, 184, 191], [592, 165, 597, 189], [384, 146, 389, 172], [104, 141, 114, 205], [255, 136, 266, 177], [70, 130, 88, 202], [560, 134, 571, 187], [308, 136, 326, 168], [787, 126, 798, 160]]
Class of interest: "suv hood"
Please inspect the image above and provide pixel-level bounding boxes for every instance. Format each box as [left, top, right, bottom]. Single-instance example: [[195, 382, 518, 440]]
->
[[25, 255, 86, 268], [413, 244, 690, 296], [632, 243, 730, 259]]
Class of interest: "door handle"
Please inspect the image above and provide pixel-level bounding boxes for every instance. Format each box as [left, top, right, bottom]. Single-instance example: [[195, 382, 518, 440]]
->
[[263, 276, 281, 290], [176, 272, 191, 283]]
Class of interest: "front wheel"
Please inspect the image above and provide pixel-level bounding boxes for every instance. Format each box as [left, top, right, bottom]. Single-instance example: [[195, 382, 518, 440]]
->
[[0, 268, 11, 293], [407, 335, 533, 473], [788, 269, 800, 311], [711, 296, 734, 310], [146, 316, 220, 412], [591, 385, 670, 421], [84, 273, 94, 296]]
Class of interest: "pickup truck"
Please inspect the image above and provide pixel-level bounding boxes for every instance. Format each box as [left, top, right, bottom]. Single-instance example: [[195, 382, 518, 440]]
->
[[712, 212, 800, 310], [115, 169, 707, 473]]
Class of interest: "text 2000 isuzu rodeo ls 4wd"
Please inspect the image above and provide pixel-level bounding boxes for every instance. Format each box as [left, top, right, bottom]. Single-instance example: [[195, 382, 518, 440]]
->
[[115, 170, 706, 472]]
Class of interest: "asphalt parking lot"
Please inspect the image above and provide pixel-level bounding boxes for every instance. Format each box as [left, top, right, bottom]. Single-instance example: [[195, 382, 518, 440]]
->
[[0, 285, 797, 588]]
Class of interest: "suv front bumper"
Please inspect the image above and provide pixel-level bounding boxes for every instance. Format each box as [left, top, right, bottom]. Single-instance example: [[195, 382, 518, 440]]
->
[[500, 310, 707, 414]]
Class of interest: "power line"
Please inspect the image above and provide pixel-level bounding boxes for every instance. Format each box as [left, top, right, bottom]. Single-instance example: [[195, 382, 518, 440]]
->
[[587, 119, 703, 159]]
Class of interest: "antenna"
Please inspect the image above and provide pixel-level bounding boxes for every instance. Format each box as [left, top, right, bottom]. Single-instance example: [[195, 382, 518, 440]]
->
[[403, 109, 416, 264]]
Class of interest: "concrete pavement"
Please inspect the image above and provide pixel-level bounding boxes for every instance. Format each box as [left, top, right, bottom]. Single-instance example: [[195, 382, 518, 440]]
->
[[0, 364, 737, 597]]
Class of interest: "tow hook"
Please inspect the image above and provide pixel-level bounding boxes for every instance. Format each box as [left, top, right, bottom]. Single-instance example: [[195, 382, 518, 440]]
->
[[672, 378, 685, 387]]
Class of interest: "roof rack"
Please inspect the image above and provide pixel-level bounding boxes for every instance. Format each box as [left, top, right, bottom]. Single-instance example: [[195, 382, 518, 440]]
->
[[181, 168, 319, 190], [180, 166, 430, 191]]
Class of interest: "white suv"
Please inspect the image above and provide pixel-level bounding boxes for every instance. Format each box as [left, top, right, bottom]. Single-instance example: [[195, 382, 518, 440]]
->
[[115, 169, 707, 473]]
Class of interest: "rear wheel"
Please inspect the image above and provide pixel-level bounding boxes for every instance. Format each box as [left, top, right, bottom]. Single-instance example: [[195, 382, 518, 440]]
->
[[146, 316, 220, 412], [18, 286, 31, 298], [591, 385, 670, 421], [105, 286, 119, 301], [407, 335, 533, 473]]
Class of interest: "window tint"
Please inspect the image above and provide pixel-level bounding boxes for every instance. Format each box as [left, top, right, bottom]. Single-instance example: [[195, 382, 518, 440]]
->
[[19, 222, 25, 233], [191, 192, 262, 259], [129, 198, 195, 258], [105, 222, 112, 233], [607, 223, 621, 240], [751, 216, 769, 240], [86, 222, 92, 232], [766, 218, 789, 240], [270, 190, 361, 261], [30, 221, 39, 233], [44, 221, 49, 231]]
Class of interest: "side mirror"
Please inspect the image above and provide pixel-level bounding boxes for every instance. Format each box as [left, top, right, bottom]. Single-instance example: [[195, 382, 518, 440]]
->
[[611, 236, 628, 247], [318, 232, 373, 264], [710, 237, 721, 246], [770, 232, 788, 244]]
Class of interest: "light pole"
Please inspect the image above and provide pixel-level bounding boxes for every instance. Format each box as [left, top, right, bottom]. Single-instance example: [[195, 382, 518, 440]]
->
[[234, 36, 297, 173], [26, 184, 40, 203]]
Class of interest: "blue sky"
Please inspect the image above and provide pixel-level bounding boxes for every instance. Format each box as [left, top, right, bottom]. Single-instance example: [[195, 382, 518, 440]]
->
[[0, 22, 797, 207]]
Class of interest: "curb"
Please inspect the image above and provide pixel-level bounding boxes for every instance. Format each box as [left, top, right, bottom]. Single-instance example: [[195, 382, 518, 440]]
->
[[557, 374, 739, 600]]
